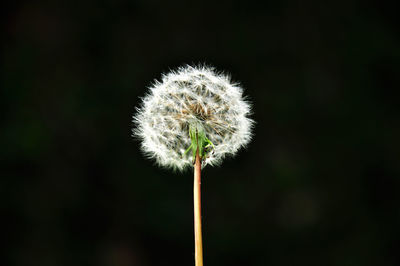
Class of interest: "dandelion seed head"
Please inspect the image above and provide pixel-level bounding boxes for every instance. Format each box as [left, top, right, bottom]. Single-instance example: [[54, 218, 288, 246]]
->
[[133, 65, 253, 171]]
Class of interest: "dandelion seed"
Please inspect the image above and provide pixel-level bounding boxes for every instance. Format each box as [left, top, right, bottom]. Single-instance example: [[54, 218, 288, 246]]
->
[[133, 65, 253, 171]]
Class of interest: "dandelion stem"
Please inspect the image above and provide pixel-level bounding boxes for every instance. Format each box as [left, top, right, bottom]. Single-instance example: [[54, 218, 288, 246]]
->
[[194, 148, 203, 266]]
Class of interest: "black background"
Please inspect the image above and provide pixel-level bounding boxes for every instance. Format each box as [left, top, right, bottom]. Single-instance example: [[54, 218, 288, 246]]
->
[[3, 1, 400, 265]]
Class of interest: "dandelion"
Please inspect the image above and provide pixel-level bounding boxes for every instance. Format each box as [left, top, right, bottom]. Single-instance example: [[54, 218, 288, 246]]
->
[[133, 65, 253, 266]]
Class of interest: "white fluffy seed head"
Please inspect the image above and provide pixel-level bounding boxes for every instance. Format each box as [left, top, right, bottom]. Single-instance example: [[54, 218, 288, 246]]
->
[[133, 65, 254, 171]]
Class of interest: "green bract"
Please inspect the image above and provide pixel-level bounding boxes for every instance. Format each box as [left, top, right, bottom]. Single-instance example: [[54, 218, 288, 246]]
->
[[184, 122, 215, 162]]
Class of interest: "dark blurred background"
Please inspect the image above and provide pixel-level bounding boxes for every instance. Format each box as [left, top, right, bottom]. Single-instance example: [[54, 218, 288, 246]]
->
[[2, 0, 400, 265]]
